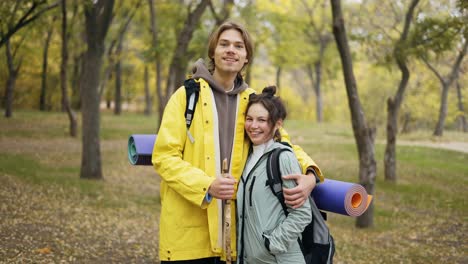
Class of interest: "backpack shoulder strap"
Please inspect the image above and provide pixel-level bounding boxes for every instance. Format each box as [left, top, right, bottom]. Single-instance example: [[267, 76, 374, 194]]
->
[[266, 147, 293, 216], [184, 78, 200, 130]]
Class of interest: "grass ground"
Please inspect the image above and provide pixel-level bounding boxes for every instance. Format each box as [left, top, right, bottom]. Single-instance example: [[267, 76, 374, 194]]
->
[[0, 110, 466, 263]]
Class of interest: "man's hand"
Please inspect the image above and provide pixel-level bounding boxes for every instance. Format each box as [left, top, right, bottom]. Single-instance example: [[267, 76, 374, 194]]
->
[[282, 173, 316, 209], [208, 175, 237, 200]]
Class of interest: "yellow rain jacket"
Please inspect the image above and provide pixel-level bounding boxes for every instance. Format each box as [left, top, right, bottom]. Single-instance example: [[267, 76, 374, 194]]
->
[[152, 78, 322, 261]]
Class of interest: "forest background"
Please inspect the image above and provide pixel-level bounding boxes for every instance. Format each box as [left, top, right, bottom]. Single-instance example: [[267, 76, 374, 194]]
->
[[2, 0, 467, 130], [0, 0, 467, 263]]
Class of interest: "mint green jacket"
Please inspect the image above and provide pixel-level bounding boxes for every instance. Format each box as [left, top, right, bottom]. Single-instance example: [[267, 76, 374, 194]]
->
[[237, 142, 311, 264]]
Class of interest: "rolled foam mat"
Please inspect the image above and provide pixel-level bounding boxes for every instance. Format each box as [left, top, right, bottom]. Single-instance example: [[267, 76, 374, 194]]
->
[[127, 135, 373, 216], [312, 179, 373, 216], [127, 134, 156, 166]]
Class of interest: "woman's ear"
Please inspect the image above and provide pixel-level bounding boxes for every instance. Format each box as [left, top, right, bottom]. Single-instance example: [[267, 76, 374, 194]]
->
[[273, 119, 283, 141], [275, 119, 283, 130]]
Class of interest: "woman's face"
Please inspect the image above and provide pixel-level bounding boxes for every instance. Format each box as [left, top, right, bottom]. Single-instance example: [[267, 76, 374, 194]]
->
[[245, 103, 275, 145]]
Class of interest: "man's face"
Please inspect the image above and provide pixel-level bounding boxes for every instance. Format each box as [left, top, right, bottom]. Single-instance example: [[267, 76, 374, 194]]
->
[[213, 29, 248, 76]]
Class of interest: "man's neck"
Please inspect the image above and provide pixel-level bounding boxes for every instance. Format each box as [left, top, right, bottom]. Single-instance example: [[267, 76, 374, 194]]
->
[[213, 70, 237, 92]]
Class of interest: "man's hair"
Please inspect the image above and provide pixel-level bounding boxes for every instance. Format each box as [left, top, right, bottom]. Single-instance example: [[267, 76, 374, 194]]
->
[[247, 86, 287, 141], [207, 21, 254, 75]]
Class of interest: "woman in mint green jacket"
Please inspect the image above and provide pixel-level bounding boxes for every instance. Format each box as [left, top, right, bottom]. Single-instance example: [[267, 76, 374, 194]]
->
[[237, 86, 311, 264]]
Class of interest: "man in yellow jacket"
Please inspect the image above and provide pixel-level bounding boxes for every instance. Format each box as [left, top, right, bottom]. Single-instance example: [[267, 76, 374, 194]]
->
[[152, 21, 323, 264]]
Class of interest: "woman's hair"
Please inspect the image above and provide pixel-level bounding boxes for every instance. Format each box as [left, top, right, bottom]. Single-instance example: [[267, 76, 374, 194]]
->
[[206, 21, 254, 75], [247, 86, 287, 141]]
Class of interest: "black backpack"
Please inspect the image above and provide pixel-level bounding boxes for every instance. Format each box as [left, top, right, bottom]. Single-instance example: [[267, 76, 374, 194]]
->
[[184, 79, 200, 129], [266, 147, 335, 264], [183, 78, 200, 143]]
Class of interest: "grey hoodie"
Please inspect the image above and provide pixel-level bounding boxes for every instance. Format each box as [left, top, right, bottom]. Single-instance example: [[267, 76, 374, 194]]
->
[[191, 58, 249, 171]]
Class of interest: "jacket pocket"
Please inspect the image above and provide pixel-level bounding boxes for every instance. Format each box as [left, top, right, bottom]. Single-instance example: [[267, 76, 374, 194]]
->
[[262, 233, 271, 252]]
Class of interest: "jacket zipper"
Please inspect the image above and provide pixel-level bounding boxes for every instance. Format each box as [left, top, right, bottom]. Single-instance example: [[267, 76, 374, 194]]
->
[[239, 151, 270, 263], [249, 176, 256, 207]]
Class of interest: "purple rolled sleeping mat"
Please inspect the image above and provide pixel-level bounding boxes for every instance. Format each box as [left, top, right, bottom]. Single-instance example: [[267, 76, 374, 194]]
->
[[127, 134, 156, 166], [312, 179, 373, 216], [127, 134, 372, 216]]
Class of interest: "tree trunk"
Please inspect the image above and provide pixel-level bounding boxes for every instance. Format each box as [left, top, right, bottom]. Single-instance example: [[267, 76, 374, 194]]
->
[[114, 38, 122, 115], [144, 65, 152, 116], [432, 41, 468, 136], [433, 82, 450, 136], [276, 66, 282, 90], [69, 2, 81, 111], [314, 60, 323, 123], [384, 0, 419, 182], [148, 0, 163, 126], [245, 56, 253, 87], [305, 64, 316, 113], [301, 0, 331, 123], [385, 97, 398, 182], [209, 0, 234, 26], [400, 112, 411, 134], [80, 0, 114, 180], [305, 55, 326, 124], [330, 0, 377, 228], [156, 59, 163, 125], [81, 49, 103, 179], [101, 0, 140, 112], [4, 39, 20, 118], [61, 0, 77, 137], [455, 80, 467, 132], [164, 0, 210, 113], [4, 75, 16, 118], [71, 53, 83, 110], [99, 43, 115, 100], [241, 0, 254, 86], [40, 25, 54, 111]]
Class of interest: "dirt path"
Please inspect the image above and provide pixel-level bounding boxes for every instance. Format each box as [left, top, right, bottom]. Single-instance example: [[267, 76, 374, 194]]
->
[[397, 141, 468, 154]]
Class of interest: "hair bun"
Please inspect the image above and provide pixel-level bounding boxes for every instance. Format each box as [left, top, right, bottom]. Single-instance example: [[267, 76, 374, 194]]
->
[[262, 86, 277, 97]]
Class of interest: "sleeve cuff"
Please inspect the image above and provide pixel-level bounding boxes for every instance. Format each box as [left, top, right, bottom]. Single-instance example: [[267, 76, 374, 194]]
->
[[306, 167, 320, 184], [205, 192, 212, 203]]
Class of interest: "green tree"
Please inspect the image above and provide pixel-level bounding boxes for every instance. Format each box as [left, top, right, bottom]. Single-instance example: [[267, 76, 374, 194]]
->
[[111, 0, 142, 115], [0, 0, 58, 47], [409, 16, 467, 136], [384, 0, 420, 182], [300, 0, 334, 123], [159, 0, 210, 130], [1, 0, 58, 117], [330, 0, 377, 228]]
